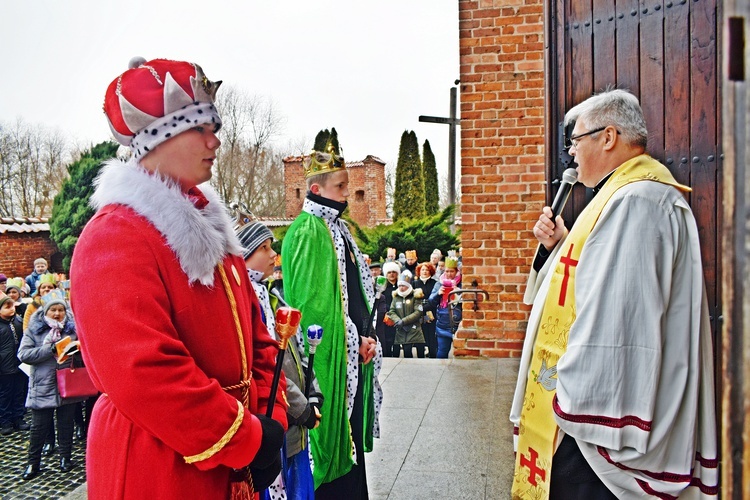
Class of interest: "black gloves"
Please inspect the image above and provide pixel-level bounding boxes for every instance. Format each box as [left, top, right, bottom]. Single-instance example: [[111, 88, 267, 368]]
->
[[250, 454, 282, 491], [303, 404, 321, 429], [250, 415, 284, 469], [287, 403, 321, 429]]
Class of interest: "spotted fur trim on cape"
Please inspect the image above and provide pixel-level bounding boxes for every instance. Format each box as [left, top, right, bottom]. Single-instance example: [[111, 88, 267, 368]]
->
[[90, 158, 243, 286]]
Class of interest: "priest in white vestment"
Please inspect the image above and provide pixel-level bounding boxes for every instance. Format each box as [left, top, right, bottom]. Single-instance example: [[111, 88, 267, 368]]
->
[[510, 90, 718, 500]]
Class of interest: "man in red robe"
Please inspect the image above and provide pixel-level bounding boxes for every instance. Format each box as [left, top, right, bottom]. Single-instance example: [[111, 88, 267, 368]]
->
[[70, 57, 287, 499]]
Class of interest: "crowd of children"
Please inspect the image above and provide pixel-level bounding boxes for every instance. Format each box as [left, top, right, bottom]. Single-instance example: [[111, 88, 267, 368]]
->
[[0, 259, 94, 481], [365, 248, 463, 359]]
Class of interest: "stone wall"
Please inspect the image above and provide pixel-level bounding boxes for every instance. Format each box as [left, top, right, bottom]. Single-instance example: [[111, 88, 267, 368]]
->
[[455, 0, 546, 357], [0, 232, 60, 278]]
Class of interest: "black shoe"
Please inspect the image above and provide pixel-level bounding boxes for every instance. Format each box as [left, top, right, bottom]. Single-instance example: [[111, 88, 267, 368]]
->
[[14, 419, 30, 431], [42, 443, 55, 456], [0, 424, 13, 436], [60, 457, 74, 472], [22, 464, 40, 480]]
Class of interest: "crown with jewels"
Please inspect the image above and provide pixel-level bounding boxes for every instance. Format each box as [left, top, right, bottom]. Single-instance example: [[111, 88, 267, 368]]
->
[[303, 140, 346, 179]]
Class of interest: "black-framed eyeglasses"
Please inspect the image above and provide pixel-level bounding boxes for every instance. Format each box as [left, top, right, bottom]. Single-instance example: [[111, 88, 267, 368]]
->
[[566, 126, 607, 149]]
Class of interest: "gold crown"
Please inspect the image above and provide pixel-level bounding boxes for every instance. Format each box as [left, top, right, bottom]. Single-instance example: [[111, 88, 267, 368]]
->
[[303, 141, 346, 179]]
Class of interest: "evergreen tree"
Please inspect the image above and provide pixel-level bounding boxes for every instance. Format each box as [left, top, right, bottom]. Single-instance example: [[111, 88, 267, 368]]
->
[[49, 142, 119, 271], [422, 139, 439, 215], [313, 127, 341, 155], [393, 130, 425, 221], [349, 206, 459, 263]]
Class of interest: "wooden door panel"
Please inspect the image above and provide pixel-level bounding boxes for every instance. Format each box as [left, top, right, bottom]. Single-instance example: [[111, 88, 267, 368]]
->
[[548, 0, 721, 329], [640, 0, 666, 155]]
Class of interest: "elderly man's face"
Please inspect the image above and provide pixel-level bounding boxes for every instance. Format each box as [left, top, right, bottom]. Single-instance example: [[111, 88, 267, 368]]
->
[[568, 118, 609, 188]]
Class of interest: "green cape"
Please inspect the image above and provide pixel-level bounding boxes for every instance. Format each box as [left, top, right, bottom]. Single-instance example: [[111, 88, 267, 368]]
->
[[282, 211, 376, 488]]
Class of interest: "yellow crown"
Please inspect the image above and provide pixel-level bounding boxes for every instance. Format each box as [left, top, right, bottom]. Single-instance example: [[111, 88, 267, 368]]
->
[[303, 142, 346, 179]]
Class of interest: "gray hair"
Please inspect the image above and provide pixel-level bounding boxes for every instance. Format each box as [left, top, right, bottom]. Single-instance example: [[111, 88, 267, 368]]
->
[[564, 89, 648, 148]]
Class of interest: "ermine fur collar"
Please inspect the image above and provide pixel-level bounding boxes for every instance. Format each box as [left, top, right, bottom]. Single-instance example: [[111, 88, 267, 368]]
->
[[90, 158, 243, 286]]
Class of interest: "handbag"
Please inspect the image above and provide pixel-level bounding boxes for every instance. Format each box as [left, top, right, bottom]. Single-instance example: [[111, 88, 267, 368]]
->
[[56, 356, 98, 399]]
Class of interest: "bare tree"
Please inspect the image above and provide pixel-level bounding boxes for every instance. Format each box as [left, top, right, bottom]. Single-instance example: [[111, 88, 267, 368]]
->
[[0, 119, 69, 217], [213, 86, 287, 217]]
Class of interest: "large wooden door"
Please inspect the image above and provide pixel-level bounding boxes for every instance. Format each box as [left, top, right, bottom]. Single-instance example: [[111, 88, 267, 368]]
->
[[545, 0, 722, 338]]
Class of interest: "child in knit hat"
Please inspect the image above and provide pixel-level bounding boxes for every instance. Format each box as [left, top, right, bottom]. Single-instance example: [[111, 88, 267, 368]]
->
[[5, 278, 28, 318], [0, 292, 28, 435], [237, 221, 321, 500], [386, 271, 426, 358], [23, 273, 58, 332]]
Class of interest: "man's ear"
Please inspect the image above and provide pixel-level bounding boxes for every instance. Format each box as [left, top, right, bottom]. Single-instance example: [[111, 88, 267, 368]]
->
[[309, 183, 321, 195], [603, 125, 618, 151]]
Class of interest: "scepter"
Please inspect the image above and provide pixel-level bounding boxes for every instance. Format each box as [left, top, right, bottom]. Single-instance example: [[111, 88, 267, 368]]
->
[[304, 325, 323, 398], [267, 306, 301, 418]]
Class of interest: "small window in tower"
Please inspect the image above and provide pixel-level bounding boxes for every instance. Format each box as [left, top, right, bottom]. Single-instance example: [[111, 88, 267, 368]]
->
[[355, 190, 365, 202], [296, 188, 301, 199]]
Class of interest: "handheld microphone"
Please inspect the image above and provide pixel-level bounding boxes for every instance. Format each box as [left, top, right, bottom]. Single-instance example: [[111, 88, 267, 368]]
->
[[549, 168, 578, 218], [533, 168, 578, 266]]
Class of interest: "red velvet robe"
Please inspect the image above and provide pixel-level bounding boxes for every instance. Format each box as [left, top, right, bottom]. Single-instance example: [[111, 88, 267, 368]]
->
[[71, 200, 287, 499]]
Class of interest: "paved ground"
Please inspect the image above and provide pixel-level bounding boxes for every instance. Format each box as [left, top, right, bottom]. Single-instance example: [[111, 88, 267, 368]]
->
[[367, 357, 518, 499], [3, 357, 520, 499], [0, 414, 87, 499]]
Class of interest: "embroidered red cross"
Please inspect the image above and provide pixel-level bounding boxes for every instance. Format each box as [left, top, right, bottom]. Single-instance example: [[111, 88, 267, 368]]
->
[[520, 447, 546, 486], [558, 244, 578, 306]]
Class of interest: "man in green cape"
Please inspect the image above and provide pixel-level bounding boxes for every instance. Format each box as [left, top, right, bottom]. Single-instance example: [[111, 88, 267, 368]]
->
[[282, 143, 382, 499]]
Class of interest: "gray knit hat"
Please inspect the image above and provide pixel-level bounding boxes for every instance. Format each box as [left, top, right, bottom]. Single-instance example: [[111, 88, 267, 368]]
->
[[237, 222, 274, 260]]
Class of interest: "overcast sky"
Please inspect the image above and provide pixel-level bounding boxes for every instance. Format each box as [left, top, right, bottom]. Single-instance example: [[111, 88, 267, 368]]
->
[[2, 1, 459, 179]]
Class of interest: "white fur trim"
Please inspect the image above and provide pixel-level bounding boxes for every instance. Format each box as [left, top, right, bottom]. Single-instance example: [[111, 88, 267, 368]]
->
[[90, 158, 243, 286], [382, 262, 401, 275]]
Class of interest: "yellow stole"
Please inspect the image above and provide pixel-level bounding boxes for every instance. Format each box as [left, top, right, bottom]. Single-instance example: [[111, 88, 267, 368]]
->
[[511, 155, 689, 500]]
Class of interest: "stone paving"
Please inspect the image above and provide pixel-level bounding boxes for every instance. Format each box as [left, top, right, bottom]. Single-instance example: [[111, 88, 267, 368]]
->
[[2, 357, 519, 499], [0, 414, 87, 500]]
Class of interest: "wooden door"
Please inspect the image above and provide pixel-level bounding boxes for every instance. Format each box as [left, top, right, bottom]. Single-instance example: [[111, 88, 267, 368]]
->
[[544, 0, 722, 338]]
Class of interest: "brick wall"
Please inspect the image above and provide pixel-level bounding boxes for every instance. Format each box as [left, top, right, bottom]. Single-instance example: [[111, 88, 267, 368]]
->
[[455, 0, 546, 357], [283, 156, 388, 227], [0, 232, 60, 279]]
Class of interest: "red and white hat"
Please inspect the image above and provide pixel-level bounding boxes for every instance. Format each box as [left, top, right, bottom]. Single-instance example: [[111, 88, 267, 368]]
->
[[104, 57, 223, 160]]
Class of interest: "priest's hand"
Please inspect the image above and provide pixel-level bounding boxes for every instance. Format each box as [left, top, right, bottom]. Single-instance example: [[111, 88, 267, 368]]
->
[[359, 335, 377, 364], [534, 206, 567, 251]]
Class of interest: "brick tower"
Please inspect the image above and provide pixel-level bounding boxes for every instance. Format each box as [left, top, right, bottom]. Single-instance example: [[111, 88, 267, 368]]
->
[[283, 155, 388, 227]]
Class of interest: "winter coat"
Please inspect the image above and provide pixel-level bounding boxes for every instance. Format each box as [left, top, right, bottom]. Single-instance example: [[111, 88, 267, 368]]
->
[[0, 315, 22, 375], [252, 277, 323, 459], [413, 277, 438, 335], [386, 289, 425, 344], [17, 310, 77, 410], [69, 159, 287, 500], [428, 277, 463, 336], [381, 281, 398, 342], [25, 270, 50, 297]]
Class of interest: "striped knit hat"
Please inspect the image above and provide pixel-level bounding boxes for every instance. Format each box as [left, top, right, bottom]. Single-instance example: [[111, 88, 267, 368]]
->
[[237, 222, 274, 260]]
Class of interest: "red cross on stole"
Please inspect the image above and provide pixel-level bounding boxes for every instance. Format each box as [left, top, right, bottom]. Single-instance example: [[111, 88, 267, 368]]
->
[[558, 244, 578, 306], [520, 447, 546, 486]]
